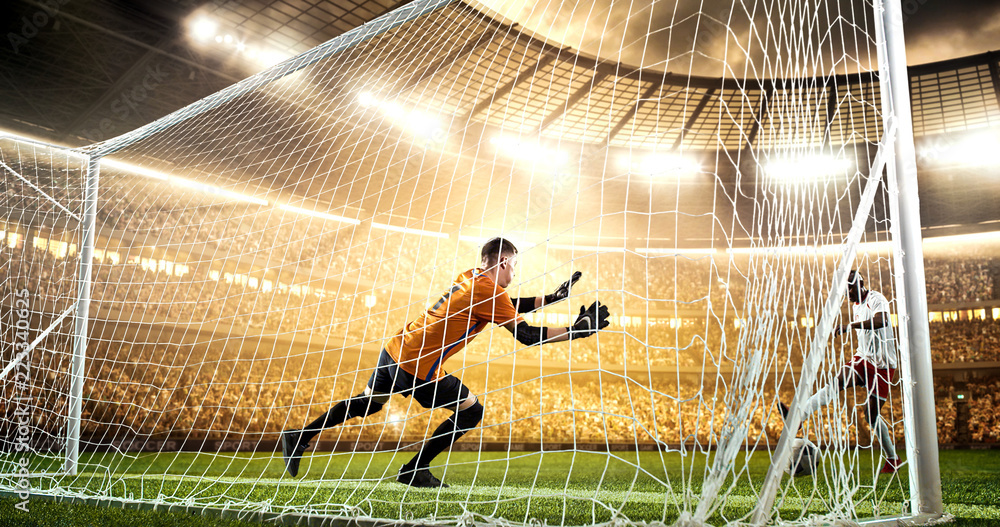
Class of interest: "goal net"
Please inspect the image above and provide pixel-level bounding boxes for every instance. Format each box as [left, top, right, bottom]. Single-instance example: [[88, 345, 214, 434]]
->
[[0, 0, 944, 524], [0, 136, 88, 482]]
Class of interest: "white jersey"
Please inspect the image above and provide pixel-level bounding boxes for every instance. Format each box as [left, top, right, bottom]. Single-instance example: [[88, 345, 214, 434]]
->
[[852, 290, 897, 369]]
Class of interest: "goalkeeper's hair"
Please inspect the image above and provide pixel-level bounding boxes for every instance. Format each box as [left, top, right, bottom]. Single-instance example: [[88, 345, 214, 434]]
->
[[481, 237, 518, 267]]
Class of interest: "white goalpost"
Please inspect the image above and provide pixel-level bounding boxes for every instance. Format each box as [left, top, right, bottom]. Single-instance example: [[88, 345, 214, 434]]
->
[[0, 134, 89, 482], [0, 0, 946, 524]]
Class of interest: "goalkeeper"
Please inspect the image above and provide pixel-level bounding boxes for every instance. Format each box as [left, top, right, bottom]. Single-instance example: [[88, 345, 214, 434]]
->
[[781, 270, 900, 474], [281, 237, 611, 487]]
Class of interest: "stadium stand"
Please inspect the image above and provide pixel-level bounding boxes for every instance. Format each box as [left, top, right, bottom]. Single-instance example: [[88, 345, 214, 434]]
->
[[3, 213, 1000, 449]]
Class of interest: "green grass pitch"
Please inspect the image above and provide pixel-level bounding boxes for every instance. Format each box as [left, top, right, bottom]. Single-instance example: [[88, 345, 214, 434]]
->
[[2, 449, 999, 526]]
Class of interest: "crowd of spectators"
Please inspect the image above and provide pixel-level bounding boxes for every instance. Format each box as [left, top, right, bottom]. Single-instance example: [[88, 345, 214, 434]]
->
[[19, 167, 998, 311], [68, 340, 800, 446], [936, 386, 959, 444], [2, 165, 996, 305], [4, 226, 1000, 372], [4, 173, 1000, 450], [3, 144, 998, 312], [924, 257, 994, 304], [929, 318, 1000, 363], [58, 337, 983, 451], [2, 307, 996, 453], [967, 377, 1000, 443]]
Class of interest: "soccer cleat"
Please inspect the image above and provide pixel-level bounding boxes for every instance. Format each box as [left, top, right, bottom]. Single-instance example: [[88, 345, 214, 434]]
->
[[880, 457, 901, 474], [397, 465, 449, 488], [281, 429, 310, 477]]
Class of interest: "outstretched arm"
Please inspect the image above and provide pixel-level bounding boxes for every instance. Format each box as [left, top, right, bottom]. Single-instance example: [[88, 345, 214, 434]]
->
[[502, 301, 610, 346], [512, 271, 582, 314], [834, 312, 888, 336]]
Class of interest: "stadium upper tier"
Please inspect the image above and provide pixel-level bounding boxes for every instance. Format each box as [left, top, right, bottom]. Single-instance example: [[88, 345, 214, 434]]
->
[[3, 0, 999, 246], [220, 0, 1000, 156], [57, 0, 993, 246], [1, 0, 998, 154], [178, 0, 1000, 155], [370, 2, 1000, 153]]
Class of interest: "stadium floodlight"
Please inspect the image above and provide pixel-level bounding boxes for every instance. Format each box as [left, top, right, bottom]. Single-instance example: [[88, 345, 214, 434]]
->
[[102, 158, 268, 205], [490, 135, 568, 166], [0, 127, 86, 156], [929, 130, 1000, 166], [637, 247, 717, 255], [256, 49, 290, 67], [550, 243, 625, 253], [191, 16, 288, 68], [101, 158, 169, 180], [277, 204, 361, 225], [389, 105, 442, 140], [357, 92, 377, 107], [190, 17, 217, 42], [358, 92, 446, 143], [923, 230, 1000, 244], [371, 222, 448, 239], [765, 153, 852, 181], [457, 234, 489, 244], [626, 153, 700, 177], [171, 177, 269, 205]]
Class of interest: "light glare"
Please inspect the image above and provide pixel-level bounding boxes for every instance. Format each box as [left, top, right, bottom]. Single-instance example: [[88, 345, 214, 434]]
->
[[358, 92, 446, 144], [102, 158, 168, 180], [765, 153, 851, 181], [171, 177, 268, 205], [102, 158, 268, 206], [928, 131, 1000, 166], [191, 17, 217, 42], [258, 50, 289, 66], [550, 243, 625, 253], [371, 222, 448, 239], [637, 247, 717, 255], [278, 204, 361, 225], [629, 153, 700, 177], [490, 136, 568, 166]]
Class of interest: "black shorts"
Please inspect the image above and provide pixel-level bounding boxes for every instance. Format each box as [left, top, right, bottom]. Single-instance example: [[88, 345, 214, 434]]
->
[[366, 349, 470, 410]]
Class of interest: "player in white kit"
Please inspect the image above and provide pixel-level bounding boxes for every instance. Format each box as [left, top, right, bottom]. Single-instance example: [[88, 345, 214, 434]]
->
[[781, 270, 901, 474]]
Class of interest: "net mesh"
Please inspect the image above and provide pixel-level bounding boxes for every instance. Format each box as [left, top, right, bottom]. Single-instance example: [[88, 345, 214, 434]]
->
[[1, 137, 86, 478], [0, 0, 931, 524]]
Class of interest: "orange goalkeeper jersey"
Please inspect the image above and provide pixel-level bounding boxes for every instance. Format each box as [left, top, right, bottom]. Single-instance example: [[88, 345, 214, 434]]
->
[[384, 268, 523, 381]]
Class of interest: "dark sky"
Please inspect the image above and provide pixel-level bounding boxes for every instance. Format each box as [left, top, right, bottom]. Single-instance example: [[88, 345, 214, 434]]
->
[[473, 0, 1000, 76], [902, 0, 1000, 64]]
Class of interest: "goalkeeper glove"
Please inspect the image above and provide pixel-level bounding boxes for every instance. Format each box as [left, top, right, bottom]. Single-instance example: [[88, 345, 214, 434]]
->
[[570, 301, 610, 339], [544, 271, 582, 305]]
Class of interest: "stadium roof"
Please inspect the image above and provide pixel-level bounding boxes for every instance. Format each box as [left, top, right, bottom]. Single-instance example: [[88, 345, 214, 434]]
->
[[0, 0, 411, 144], [1, 0, 999, 238], [2, 0, 999, 150]]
